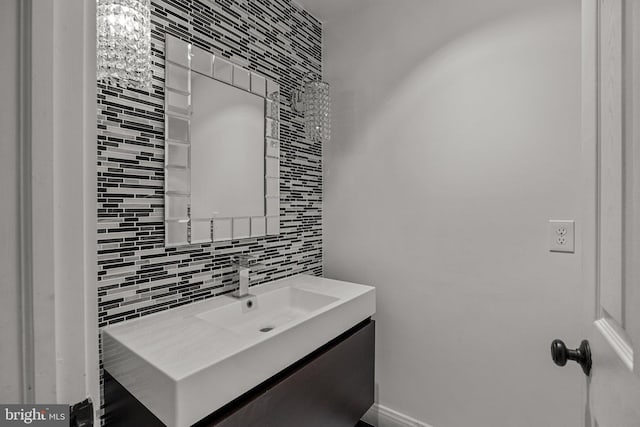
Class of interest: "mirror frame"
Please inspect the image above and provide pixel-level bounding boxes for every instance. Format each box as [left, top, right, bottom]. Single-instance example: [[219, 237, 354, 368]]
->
[[163, 34, 281, 247]]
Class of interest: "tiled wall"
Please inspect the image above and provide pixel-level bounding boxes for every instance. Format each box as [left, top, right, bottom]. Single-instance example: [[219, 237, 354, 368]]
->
[[96, 0, 322, 420]]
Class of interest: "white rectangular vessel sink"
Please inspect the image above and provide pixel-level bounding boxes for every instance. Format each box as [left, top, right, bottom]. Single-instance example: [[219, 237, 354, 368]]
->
[[197, 287, 339, 337], [103, 275, 375, 427]]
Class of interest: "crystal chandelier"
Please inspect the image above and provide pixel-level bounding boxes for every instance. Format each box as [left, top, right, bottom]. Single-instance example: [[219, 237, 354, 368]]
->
[[291, 74, 331, 143], [97, 0, 152, 90]]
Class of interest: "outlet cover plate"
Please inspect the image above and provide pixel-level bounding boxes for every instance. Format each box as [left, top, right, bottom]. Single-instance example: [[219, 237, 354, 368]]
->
[[549, 220, 575, 253]]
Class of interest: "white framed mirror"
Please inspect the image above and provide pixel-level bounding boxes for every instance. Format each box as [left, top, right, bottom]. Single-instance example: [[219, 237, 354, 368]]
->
[[164, 35, 281, 247]]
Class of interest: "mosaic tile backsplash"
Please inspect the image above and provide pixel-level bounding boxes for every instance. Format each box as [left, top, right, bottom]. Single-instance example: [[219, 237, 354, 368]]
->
[[97, 0, 322, 419]]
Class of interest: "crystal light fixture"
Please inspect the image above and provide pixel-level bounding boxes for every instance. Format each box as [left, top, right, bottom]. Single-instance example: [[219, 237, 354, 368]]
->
[[97, 0, 152, 90], [291, 73, 331, 143]]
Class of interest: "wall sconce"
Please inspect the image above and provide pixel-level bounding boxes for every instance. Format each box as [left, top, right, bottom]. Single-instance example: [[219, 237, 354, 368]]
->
[[97, 0, 152, 90], [291, 73, 331, 143]]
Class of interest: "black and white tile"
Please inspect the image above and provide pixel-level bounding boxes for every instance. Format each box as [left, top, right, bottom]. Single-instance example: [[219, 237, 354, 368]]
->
[[97, 0, 322, 421]]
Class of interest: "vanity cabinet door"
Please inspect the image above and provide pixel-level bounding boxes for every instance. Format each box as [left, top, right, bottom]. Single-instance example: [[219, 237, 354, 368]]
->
[[199, 320, 375, 427]]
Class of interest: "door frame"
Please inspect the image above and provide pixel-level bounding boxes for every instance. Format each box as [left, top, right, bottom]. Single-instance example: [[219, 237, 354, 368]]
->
[[581, 0, 598, 358], [20, 0, 99, 420]]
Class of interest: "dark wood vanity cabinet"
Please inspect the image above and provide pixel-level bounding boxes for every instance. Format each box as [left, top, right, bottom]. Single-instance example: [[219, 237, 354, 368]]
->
[[104, 319, 375, 427]]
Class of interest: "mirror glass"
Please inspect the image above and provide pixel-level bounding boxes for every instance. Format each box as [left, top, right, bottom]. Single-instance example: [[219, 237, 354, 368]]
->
[[190, 73, 265, 219]]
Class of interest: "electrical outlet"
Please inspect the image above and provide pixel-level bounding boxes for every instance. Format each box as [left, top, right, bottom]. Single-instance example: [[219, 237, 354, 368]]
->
[[549, 220, 575, 253]]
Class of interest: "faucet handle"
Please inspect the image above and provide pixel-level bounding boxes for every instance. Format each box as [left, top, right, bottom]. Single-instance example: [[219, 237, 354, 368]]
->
[[231, 254, 260, 267]]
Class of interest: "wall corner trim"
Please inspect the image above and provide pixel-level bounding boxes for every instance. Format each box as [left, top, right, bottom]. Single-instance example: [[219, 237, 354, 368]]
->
[[362, 404, 434, 427]]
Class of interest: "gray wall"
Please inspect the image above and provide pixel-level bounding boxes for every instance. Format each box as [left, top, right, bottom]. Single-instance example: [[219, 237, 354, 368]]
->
[[323, 1, 583, 426], [0, 0, 22, 404]]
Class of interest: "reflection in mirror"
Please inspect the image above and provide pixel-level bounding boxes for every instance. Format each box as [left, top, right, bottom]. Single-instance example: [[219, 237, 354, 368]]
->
[[166, 142, 189, 168], [166, 221, 189, 246], [213, 57, 233, 83], [266, 157, 279, 178], [266, 198, 279, 216], [266, 216, 280, 235], [233, 217, 251, 239], [233, 65, 250, 90], [166, 168, 190, 193], [191, 45, 213, 76], [190, 219, 212, 244], [213, 218, 233, 242], [167, 116, 189, 142], [166, 196, 188, 219], [266, 138, 279, 158], [166, 63, 189, 93], [190, 73, 265, 219], [251, 73, 266, 96], [166, 91, 190, 116], [251, 217, 266, 237]]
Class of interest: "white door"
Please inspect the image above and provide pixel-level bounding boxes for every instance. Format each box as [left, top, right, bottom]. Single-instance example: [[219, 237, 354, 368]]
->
[[577, 1, 640, 426]]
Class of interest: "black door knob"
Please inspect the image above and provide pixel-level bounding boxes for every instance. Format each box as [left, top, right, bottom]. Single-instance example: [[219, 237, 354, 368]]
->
[[551, 339, 592, 376]]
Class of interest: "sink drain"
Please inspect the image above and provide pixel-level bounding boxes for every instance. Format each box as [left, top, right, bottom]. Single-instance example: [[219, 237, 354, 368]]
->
[[259, 326, 274, 333]]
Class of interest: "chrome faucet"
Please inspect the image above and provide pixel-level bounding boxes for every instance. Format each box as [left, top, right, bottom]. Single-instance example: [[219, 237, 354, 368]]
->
[[230, 254, 263, 299]]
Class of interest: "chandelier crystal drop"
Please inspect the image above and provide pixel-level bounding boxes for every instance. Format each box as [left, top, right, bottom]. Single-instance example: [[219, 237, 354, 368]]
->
[[97, 0, 152, 90]]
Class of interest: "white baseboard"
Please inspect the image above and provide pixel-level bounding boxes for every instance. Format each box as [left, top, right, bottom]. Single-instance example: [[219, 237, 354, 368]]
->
[[362, 404, 433, 427]]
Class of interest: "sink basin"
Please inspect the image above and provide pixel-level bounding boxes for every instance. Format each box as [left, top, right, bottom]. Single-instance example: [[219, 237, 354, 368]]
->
[[197, 287, 339, 337], [103, 274, 375, 427]]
